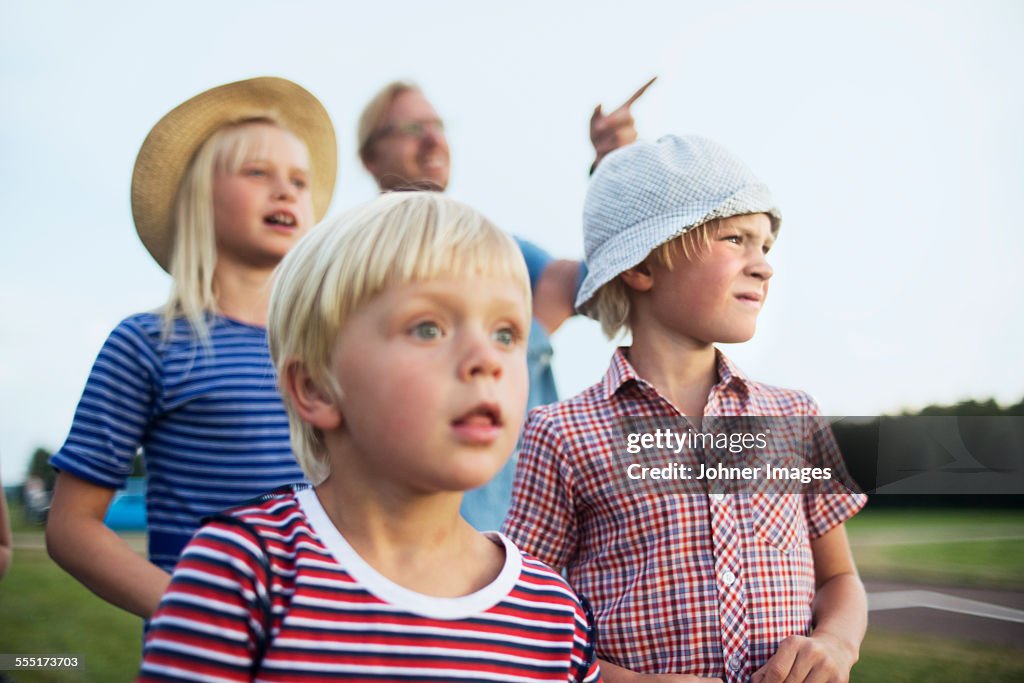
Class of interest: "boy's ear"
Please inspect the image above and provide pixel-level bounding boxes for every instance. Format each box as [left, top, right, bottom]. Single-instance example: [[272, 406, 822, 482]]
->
[[619, 261, 654, 293], [282, 360, 343, 431]]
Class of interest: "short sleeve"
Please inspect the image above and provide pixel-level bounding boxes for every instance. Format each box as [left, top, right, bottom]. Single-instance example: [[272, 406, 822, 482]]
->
[[502, 407, 578, 572], [51, 316, 162, 488], [798, 393, 868, 538], [138, 518, 269, 682], [513, 237, 553, 293]]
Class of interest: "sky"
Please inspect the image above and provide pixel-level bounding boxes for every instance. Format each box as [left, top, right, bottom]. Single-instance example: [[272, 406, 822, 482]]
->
[[1, 0, 1022, 484]]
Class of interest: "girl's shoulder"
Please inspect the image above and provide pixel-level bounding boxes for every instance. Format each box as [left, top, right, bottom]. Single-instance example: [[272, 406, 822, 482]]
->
[[115, 311, 165, 336], [97, 311, 166, 356], [111, 311, 269, 349], [109, 311, 199, 354]]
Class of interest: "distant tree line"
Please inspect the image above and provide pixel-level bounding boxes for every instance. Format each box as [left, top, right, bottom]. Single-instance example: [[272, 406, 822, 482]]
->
[[833, 397, 1024, 508]]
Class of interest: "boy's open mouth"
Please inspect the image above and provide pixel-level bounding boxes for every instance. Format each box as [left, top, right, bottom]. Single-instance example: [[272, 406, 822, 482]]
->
[[453, 403, 503, 428]]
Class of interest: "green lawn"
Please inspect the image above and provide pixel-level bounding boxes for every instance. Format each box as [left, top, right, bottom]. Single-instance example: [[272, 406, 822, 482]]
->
[[847, 506, 1024, 681], [847, 506, 1024, 589], [853, 630, 1024, 682], [847, 507, 1024, 535], [1, 522, 142, 681]]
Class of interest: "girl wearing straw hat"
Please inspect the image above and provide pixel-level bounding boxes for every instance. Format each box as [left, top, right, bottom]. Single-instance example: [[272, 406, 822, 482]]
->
[[45, 77, 337, 619]]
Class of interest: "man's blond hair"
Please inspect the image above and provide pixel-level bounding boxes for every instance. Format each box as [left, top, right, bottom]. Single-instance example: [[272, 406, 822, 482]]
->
[[357, 80, 420, 163], [268, 192, 531, 484]]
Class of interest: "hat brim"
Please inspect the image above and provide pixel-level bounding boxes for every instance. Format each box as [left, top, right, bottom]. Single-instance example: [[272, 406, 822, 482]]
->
[[131, 77, 337, 272], [575, 186, 781, 316]]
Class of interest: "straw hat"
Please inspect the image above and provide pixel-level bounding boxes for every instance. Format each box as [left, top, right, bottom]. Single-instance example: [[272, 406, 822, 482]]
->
[[131, 76, 337, 271]]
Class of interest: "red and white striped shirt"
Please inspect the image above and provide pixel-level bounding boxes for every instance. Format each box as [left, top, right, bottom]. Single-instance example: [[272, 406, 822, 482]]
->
[[503, 349, 865, 682], [139, 487, 601, 682]]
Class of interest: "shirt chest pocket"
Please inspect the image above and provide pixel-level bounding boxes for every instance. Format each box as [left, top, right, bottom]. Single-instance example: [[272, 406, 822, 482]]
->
[[750, 493, 808, 552]]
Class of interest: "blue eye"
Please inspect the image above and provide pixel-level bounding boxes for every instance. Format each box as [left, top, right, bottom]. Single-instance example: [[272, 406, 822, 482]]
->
[[723, 234, 742, 244], [292, 177, 308, 190], [493, 327, 518, 346], [411, 321, 442, 340]]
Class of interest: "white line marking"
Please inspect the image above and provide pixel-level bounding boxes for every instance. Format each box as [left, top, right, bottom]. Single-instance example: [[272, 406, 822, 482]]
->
[[867, 591, 1024, 623]]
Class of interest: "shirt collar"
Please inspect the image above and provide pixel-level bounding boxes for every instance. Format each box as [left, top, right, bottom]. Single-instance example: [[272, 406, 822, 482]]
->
[[601, 347, 752, 400], [714, 348, 751, 397], [601, 347, 639, 399]]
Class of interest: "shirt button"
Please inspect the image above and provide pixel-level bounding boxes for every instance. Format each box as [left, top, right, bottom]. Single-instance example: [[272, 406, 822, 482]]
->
[[727, 654, 743, 672], [710, 493, 726, 501], [721, 570, 736, 586]]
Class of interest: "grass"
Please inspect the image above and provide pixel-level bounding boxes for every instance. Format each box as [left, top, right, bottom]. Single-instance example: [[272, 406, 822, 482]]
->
[[1, 499, 142, 682], [846, 506, 1024, 589], [853, 630, 1024, 682], [847, 506, 1024, 680], [846, 507, 1024, 535]]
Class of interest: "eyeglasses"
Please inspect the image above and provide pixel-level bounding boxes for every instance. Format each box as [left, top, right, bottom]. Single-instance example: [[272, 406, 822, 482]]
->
[[374, 118, 446, 140]]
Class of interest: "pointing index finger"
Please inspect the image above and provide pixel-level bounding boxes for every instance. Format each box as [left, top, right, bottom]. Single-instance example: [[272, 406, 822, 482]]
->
[[619, 76, 657, 110]]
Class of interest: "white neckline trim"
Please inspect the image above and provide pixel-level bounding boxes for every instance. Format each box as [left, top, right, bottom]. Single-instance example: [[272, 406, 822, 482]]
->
[[296, 487, 523, 620]]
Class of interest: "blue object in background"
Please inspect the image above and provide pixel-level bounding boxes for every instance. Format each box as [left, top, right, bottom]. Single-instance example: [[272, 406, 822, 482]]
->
[[104, 477, 146, 531]]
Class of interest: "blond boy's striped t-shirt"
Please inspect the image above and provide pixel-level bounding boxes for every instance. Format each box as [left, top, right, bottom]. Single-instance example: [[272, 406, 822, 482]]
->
[[139, 488, 601, 682]]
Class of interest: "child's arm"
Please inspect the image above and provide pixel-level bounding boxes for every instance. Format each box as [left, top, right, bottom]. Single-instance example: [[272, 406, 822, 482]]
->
[[598, 659, 723, 683], [46, 471, 170, 618], [534, 258, 581, 335], [751, 522, 866, 683]]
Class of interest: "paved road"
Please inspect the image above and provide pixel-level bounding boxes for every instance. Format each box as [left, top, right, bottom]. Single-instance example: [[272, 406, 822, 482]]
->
[[866, 580, 1024, 648]]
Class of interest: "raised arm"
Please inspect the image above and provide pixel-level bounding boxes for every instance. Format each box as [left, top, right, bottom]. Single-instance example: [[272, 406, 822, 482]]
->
[[534, 258, 582, 334]]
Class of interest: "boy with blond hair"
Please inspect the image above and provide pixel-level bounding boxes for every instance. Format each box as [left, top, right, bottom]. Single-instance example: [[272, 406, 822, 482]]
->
[[504, 136, 867, 683], [138, 192, 600, 682]]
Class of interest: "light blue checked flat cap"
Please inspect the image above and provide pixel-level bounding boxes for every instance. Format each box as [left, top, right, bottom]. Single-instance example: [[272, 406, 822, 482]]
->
[[576, 134, 781, 315]]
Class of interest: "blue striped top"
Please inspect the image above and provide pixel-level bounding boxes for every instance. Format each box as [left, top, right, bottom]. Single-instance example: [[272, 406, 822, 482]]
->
[[51, 312, 305, 571]]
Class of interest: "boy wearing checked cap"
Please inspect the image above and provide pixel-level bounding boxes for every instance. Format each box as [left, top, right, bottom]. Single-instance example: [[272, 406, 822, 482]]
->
[[503, 135, 868, 683]]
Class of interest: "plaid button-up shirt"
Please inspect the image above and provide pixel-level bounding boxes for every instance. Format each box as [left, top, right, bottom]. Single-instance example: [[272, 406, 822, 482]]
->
[[503, 349, 866, 681]]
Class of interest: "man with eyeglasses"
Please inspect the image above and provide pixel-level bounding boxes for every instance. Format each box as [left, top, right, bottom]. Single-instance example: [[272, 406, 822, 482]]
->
[[357, 79, 653, 530]]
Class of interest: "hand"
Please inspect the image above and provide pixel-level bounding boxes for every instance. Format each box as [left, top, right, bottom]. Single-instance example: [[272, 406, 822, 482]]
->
[[590, 76, 657, 169], [751, 633, 857, 683]]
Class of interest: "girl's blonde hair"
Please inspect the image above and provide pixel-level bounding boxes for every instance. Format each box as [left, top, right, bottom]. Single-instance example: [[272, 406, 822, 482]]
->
[[268, 192, 531, 484], [588, 219, 722, 340], [163, 118, 300, 340]]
